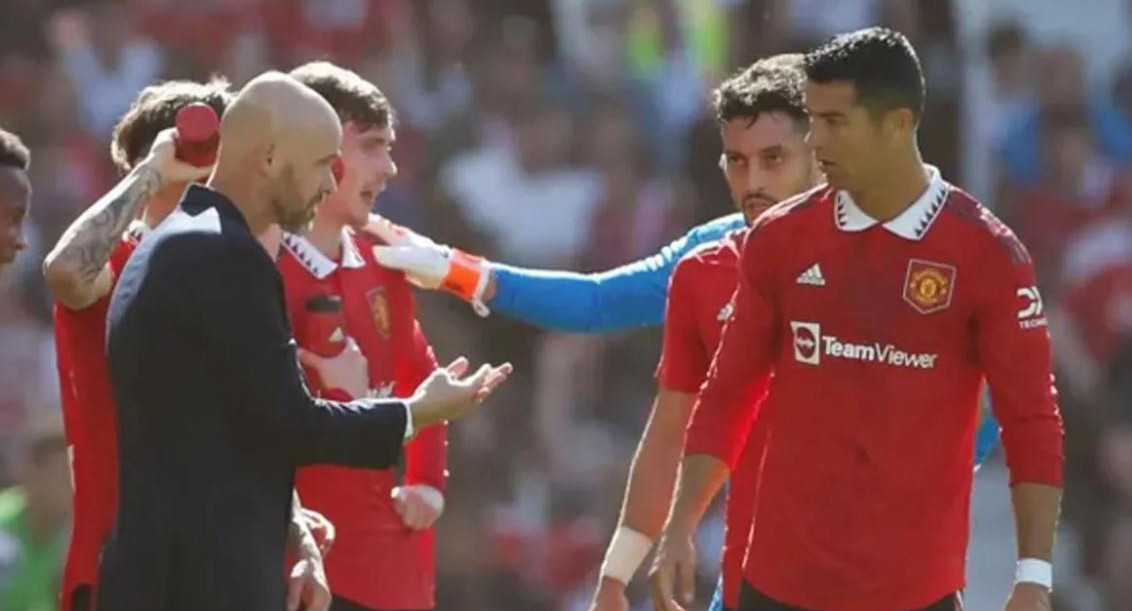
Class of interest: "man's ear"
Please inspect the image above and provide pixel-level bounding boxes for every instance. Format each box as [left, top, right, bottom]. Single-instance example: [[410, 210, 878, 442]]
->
[[883, 108, 916, 143], [260, 143, 277, 177]]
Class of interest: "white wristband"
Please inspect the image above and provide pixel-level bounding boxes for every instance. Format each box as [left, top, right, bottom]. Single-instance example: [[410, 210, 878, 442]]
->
[[1015, 558, 1053, 590], [599, 526, 653, 586]]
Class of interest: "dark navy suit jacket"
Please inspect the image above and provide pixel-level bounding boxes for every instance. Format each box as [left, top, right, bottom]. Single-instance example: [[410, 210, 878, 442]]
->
[[99, 185, 408, 611]]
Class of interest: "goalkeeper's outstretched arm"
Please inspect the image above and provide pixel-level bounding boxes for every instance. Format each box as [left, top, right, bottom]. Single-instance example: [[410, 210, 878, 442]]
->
[[366, 213, 745, 333]]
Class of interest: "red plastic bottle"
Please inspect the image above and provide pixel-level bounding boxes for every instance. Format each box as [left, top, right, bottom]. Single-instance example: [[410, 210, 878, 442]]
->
[[300, 294, 347, 358], [173, 103, 220, 168]]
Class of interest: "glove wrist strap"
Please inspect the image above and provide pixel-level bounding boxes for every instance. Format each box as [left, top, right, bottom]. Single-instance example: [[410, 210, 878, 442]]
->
[[442, 250, 490, 316]]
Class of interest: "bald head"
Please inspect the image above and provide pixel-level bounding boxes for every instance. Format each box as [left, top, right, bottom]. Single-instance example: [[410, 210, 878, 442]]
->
[[213, 71, 342, 234], [221, 71, 341, 155]]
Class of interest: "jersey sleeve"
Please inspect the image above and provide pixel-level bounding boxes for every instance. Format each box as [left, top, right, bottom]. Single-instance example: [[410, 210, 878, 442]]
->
[[403, 320, 448, 491], [685, 225, 778, 469], [488, 213, 745, 333], [656, 257, 711, 393], [974, 234, 1064, 486]]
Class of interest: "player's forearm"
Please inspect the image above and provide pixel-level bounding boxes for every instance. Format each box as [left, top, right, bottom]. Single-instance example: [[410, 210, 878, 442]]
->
[[620, 392, 695, 537], [665, 454, 730, 534], [1012, 482, 1062, 561], [43, 164, 162, 308], [488, 261, 666, 333]]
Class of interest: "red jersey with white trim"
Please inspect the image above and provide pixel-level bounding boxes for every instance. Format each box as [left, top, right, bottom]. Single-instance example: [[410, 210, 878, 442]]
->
[[278, 229, 446, 610], [654, 231, 768, 609], [686, 167, 1064, 611], [54, 223, 145, 609]]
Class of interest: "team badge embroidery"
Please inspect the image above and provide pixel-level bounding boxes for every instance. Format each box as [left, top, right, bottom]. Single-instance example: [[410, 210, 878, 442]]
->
[[367, 287, 391, 338], [903, 259, 956, 314]]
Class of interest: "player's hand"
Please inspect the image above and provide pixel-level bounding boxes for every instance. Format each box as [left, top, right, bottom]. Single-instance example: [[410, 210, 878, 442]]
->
[[1002, 582, 1052, 611], [589, 577, 631, 611], [648, 528, 697, 611], [366, 214, 491, 314], [392, 484, 445, 530], [298, 338, 370, 399], [365, 214, 449, 289], [300, 508, 336, 556], [286, 556, 331, 611], [407, 357, 512, 429], [139, 128, 213, 184]]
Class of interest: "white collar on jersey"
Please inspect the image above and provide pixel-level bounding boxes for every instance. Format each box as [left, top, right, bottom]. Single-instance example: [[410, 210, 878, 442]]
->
[[834, 165, 950, 241], [281, 228, 366, 280], [126, 219, 150, 243]]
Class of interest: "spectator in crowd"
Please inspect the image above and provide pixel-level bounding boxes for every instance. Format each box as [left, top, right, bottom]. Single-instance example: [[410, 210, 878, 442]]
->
[[0, 418, 71, 611], [999, 44, 1132, 187]]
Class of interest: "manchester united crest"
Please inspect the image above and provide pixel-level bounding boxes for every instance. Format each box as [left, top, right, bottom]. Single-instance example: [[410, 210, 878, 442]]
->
[[366, 287, 391, 338], [903, 259, 956, 314]]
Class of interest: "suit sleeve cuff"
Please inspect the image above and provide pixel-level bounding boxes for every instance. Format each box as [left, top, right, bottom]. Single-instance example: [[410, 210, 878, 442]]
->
[[403, 403, 415, 441]]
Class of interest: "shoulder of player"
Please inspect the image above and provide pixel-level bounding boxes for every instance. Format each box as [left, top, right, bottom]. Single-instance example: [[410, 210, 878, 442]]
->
[[674, 225, 746, 274], [346, 228, 410, 282], [938, 186, 1033, 267], [751, 184, 832, 234]]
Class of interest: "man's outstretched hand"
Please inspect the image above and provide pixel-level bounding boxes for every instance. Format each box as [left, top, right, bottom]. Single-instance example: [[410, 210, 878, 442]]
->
[[407, 357, 511, 430]]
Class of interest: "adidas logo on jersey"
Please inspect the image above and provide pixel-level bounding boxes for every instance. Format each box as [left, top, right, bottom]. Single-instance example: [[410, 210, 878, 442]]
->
[[796, 263, 825, 286]]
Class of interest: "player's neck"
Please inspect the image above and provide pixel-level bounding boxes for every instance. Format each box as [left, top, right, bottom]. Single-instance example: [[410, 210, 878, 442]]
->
[[306, 214, 346, 262], [208, 169, 274, 236], [848, 153, 929, 223]]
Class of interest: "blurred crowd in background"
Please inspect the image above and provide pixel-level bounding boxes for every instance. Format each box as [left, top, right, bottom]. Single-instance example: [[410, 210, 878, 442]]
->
[[2, 0, 1132, 610]]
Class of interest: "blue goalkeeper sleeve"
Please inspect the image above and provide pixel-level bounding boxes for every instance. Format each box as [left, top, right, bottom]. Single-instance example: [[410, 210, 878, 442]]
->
[[486, 211, 1001, 462], [489, 213, 746, 332]]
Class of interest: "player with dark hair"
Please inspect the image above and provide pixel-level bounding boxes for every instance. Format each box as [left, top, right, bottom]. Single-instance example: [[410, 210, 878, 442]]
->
[[650, 27, 1063, 611], [589, 54, 819, 611], [284, 60, 448, 611], [42, 78, 334, 611], [0, 126, 31, 280]]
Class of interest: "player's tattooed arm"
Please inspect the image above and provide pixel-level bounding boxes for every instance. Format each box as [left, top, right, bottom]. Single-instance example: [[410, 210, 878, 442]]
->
[[44, 126, 212, 310], [43, 163, 163, 310]]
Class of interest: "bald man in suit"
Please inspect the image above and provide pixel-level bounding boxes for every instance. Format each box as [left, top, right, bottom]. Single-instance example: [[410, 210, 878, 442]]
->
[[99, 72, 511, 611]]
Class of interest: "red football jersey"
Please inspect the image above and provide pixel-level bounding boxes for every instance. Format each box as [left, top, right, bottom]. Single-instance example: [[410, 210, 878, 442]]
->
[[278, 229, 446, 610], [686, 168, 1064, 611], [54, 222, 145, 609], [654, 231, 768, 609]]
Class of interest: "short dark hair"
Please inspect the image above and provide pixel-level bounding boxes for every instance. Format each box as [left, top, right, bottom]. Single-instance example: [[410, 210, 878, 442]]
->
[[111, 77, 233, 173], [805, 27, 925, 121], [0, 126, 30, 171], [713, 54, 807, 129], [289, 61, 395, 130]]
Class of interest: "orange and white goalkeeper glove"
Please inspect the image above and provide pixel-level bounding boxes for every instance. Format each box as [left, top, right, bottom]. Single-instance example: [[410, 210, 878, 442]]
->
[[365, 214, 490, 317]]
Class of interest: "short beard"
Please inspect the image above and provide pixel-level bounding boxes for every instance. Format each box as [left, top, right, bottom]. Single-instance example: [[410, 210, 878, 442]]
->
[[267, 166, 314, 234]]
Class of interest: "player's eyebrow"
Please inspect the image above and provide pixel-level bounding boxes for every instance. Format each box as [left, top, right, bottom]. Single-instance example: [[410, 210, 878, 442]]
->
[[722, 149, 747, 158], [361, 132, 396, 147], [810, 110, 846, 121], [758, 144, 785, 156]]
